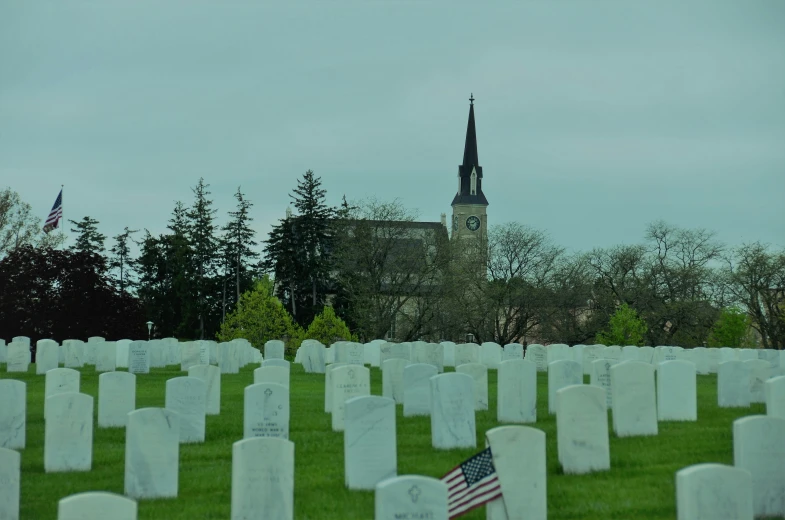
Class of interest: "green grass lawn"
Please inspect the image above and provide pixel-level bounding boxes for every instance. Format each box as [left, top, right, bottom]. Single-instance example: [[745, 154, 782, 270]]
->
[[0, 362, 772, 520]]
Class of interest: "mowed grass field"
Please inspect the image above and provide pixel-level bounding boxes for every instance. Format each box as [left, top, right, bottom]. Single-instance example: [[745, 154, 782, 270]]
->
[[0, 361, 773, 520]]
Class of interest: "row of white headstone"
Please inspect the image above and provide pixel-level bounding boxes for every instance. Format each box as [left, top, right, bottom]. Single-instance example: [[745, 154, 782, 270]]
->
[[0, 336, 291, 375]]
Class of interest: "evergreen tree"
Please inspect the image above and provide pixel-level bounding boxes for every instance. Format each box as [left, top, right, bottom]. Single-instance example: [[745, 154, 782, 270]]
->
[[186, 178, 220, 339], [220, 187, 259, 320], [109, 226, 138, 293], [69, 216, 106, 255]]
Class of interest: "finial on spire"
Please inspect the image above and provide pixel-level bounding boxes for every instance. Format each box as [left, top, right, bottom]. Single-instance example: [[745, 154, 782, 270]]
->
[[469, 93, 475, 105]]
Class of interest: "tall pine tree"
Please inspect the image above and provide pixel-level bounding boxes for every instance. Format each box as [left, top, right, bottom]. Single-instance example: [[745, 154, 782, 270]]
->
[[69, 216, 106, 255], [109, 226, 138, 293], [186, 178, 220, 339], [220, 187, 259, 320]]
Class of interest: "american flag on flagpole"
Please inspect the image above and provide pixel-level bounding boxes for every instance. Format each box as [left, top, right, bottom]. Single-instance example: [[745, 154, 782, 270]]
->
[[440, 447, 502, 519], [43, 188, 63, 233]]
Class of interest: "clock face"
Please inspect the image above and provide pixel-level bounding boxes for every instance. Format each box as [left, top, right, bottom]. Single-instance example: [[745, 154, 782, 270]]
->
[[465, 215, 480, 231]]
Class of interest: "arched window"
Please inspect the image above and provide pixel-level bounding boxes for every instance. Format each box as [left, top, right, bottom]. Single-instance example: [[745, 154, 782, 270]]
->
[[470, 169, 477, 195]]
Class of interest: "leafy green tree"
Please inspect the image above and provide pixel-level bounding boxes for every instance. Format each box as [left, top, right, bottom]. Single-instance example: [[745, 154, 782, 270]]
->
[[219, 187, 259, 320], [69, 216, 106, 255], [0, 188, 65, 257], [110, 226, 138, 293], [187, 178, 220, 339], [596, 303, 648, 346], [302, 305, 355, 345], [707, 307, 754, 347], [216, 276, 301, 349]]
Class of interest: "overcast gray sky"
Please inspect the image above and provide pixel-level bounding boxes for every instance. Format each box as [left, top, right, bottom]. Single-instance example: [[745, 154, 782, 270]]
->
[[2, 1, 784, 254]]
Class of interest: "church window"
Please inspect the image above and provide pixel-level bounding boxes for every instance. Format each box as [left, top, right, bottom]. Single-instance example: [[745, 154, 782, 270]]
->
[[470, 170, 477, 195]]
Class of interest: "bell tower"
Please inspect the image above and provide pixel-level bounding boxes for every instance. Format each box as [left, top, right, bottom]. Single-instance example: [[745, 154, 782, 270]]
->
[[451, 94, 489, 244]]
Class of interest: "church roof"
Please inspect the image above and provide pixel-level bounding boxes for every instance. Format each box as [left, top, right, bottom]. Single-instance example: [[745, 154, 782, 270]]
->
[[452, 95, 489, 206]]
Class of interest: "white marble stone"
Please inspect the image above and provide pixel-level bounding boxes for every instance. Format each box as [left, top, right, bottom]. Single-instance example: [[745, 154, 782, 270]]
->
[[486, 426, 547, 520], [128, 341, 150, 374], [98, 372, 136, 428], [590, 359, 617, 409], [601, 345, 622, 361], [231, 437, 294, 520], [262, 358, 290, 369], [556, 384, 610, 474], [243, 382, 289, 439], [0, 380, 25, 449], [36, 339, 59, 374], [254, 366, 290, 390], [765, 375, 785, 419], [525, 344, 547, 372], [299, 341, 326, 373], [0, 339, 6, 363], [639, 346, 655, 364], [719, 347, 737, 364], [657, 360, 697, 421], [6, 342, 29, 373], [163, 338, 180, 366], [0, 447, 20, 520], [180, 342, 200, 371], [45, 368, 80, 418], [745, 359, 772, 404], [676, 463, 753, 520], [502, 343, 523, 361], [263, 340, 284, 360], [546, 343, 571, 365], [364, 341, 382, 367], [382, 358, 408, 405], [733, 415, 785, 517], [718, 360, 751, 407], [481, 342, 503, 369], [380, 342, 411, 365], [403, 364, 438, 417], [411, 342, 444, 372], [620, 345, 639, 363], [497, 359, 537, 424], [165, 377, 206, 443], [218, 343, 240, 374], [655, 345, 683, 365], [456, 363, 489, 411], [196, 340, 211, 366], [324, 362, 348, 413], [57, 491, 137, 520], [124, 408, 179, 499], [581, 344, 604, 374], [706, 348, 722, 373], [344, 396, 397, 490], [188, 364, 221, 415], [375, 475, 448, 520], [690, 347, 710, 375], [572, 344, 586, 367], [44, 392, 93, 472], [115, 339, 131, 368], [548, 359, 583, 414], [331, 366, 371, 432], [146, 339, 164, 369], [441, 341, 456, 367], [453, 343, 480, 367], [430, 373, 476, 450], [611, 361, 658, 437], [335, 341, 365, 365], [96, 341, 117, 372], [63, 340, 84, 368]]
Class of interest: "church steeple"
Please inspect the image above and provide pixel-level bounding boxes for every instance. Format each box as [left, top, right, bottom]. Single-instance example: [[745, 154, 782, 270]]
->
[[452, 94, 488, 206]]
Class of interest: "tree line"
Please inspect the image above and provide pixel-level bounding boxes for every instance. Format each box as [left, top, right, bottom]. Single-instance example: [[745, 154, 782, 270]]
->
[[1, 178, 783, 349]]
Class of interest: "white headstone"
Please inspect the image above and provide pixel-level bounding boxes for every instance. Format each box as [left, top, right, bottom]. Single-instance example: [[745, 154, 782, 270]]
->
[[0, 380, 25, 449], [556, 384, 610, 474], [745, 359, 771, 404], [6, 343, 29, 373], [243, 383, 290, 439], [546, 343, 571, 365], [456, 363, 489, 411], [335, 342, 365, 366], [98, 372, 136, 428], [44, 392, 93, 472], [657, 360, 697, 421], [581, 344, 604, 374], [299, 341, 326, 374], [441, 341, 456, 367], [690, 347, 710, 375], [324, 363, 348, 413], [344, 396, 397, 490], [264, 340, 285, 360], [430, 373, 476, 449], [57, 491, 137, 520], [218, 343, 240, 374], [765, 375, 785, 419], [374, 475, 448, 520], [262, 359, 290, 369], [180, 342, 200, 372], [733, 415, 785, 517], [254, 366, 290, 390], [36, 339, 59, 374], [364, 341, 382, 367], [380, 342, 411, 365], [403, 364, 438, 417], [548, 360, 583, 414], [231, 437, 294, 520], [115, 339, 131, 368], [382, 358, 408, 405], [453, 343, 479, 367], [610, 361, 658, 437], [497, 359, 537, 424], [718, 360, 751, 407], [331, 366, 371, 432], [63, 340, 84, 368], [124, 408, 179, 499], [486, 426, 547, 520], [0, 339, 6, 363], [639, 346, 655, 364], [95, 341, 117, 372], [590, 359, 617, 409], [525, 344, 547, 372], [411, 342, 444, 372], [502, 343, 523, 361], [480, 342, 502, 369], [675, 463, 753, 520], [45, 368, 80, 418], [128, 341, 150, 375], [188, 364, 221, 415], [165, 377, 206, 443], [621, 345, 639, 363], [0, 447, 20, 520]]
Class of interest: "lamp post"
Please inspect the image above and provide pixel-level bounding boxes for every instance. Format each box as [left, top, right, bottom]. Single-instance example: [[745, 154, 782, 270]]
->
[[146, 321, 154, 341]]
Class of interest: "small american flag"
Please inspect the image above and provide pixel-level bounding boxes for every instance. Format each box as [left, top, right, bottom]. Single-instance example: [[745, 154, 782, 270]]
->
[[43, 188, 63, 233], [441, 447, 502, 519]]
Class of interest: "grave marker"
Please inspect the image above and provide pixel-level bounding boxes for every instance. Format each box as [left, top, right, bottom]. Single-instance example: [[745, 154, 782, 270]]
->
[[430, 373, 476, 449], [375, 475, 448, 520], [243, 383, 289, 439], [98, 372, 136, 428], [0, 380, 25, 449], [497, 359, 537, 423], [165, 377, 206, 443], [403, 364, 437, 417], [344, 396, 397, 490], [124, 408, 179, 499], [44, 392, 93, 472], [556, 385, 610, 474], [231, 437, 294, 520]]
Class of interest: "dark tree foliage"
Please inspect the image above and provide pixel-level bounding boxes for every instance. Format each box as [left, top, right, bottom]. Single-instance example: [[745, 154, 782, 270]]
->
[[0, 245, 144, 345], [219, 187, 259, 320], [109, 226, 138, 293], [264, 170, 334, 327], [186, 178, 220, 339], [69, 216, 106, 255]]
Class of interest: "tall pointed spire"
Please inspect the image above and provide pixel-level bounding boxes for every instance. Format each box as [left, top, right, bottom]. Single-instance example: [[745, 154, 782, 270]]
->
[[462, 93, 479, 167]]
